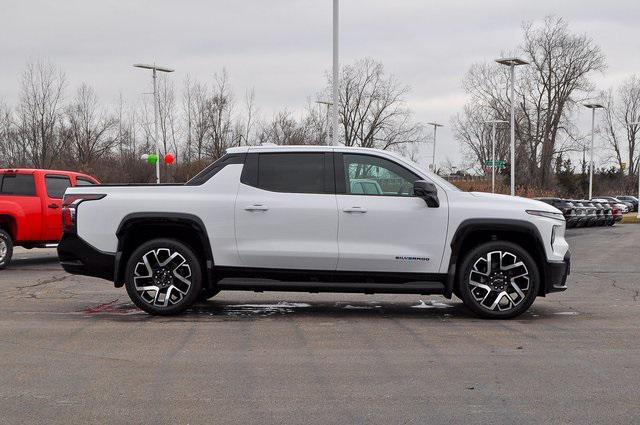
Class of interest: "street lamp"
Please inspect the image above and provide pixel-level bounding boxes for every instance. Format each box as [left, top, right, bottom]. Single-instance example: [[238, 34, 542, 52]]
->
[[584, 103, 605, 200], [626, 121, 640, 219], [133, 63, 175, 184], [427, 122, 443, 173], [495, 57, 529, 196], [316, 100, 333, 145], [332, 0, 339, 146], [484, 119, 508, 193]]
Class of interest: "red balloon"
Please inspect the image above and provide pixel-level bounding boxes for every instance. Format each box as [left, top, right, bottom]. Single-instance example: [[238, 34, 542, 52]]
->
[[164, 153, 175, 165]]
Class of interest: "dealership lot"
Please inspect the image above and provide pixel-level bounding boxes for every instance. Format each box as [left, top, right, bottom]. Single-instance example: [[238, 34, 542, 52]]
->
[[0, 226, 639, 424]]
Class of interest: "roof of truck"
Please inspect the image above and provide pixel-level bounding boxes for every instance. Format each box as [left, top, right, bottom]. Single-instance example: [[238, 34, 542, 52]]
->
[[226, 145, 389, 154], [0, 168, 92, 176]]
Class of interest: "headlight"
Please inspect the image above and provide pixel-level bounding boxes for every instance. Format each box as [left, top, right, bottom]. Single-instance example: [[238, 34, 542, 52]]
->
[[526, 210, 565, 221]]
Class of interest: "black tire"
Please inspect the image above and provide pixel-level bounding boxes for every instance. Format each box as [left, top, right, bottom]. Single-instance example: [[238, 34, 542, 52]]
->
[[198, 286, 220, 301], [124, 238, 202, 315], [0, 229, 13, 270], [458, 241, 540, 319]]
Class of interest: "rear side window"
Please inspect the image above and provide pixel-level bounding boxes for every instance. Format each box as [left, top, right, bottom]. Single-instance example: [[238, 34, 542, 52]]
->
[[257, 153, 326, 194], [76, 177, 95, 186], [45, 175, 71, 199], [0, 174, 36, 196], [185, 154, 245, 186]]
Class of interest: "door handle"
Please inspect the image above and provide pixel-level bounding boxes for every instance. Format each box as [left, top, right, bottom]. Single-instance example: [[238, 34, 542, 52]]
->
[[343, 207, 367, 213], [245, 204, 269, 212], [48, 203, 59, 209]]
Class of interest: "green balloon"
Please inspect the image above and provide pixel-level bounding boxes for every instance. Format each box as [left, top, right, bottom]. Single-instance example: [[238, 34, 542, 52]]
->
[[147, 154, 158, 165]]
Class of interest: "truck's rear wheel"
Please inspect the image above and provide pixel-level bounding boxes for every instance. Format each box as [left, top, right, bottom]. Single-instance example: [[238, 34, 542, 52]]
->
[[124, 239, 202, 315], [0, 229, 13, 270], [458, 241, 539, 319]]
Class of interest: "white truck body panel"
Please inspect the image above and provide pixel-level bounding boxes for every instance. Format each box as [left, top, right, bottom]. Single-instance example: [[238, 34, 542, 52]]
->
[[69, 146, 569, 275]]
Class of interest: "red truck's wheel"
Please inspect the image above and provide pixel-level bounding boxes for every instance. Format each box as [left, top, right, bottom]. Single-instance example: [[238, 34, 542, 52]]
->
[[0, 229, 13, 270]]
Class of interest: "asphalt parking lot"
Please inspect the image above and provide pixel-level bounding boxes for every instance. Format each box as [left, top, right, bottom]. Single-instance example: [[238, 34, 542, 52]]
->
[[0, 226, 639, 424]]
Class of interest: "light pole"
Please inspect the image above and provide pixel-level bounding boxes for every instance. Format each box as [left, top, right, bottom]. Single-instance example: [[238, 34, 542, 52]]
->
[[133, 63, 175, 184], [584, 103, 605, 200], [316, 100, 333, 145], [496, 57, 528, 196], [626, 121, 640, 219], [332, 0, 339, 146], [484, 119, 508, 193], [427, 122, 443, 173]]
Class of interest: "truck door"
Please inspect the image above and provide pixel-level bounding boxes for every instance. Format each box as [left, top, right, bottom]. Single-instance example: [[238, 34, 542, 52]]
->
[[235, 152, 339, 270], [334, 152, 448, 273], [43, 174, 72, 242]]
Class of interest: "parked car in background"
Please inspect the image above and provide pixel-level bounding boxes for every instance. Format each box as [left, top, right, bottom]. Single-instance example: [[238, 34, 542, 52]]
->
[[596, 196, 631, 213], [615, 195, 638, 212], [568, 201, 588, 227], [591, 198, 615, 226], [0, 169, 99, 269], [591, 201, 607, 226], [575, 203, 589, 227], [536, 198, 578, 228], [574, 200, 598, 226], [613, 205, 624, 223]]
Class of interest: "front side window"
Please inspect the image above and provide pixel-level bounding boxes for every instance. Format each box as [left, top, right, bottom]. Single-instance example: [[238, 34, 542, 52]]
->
[[342, 154, 419, 197], [257, 153, 326, 194], [0, 174, 36, 196], [45, 175, 71, 199]]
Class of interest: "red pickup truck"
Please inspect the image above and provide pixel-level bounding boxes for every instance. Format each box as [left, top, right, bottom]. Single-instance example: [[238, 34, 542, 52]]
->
[[0, 169, 99, 269]]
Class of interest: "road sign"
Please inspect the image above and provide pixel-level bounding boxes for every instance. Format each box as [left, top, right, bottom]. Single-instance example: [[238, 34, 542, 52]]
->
[[485, 160, 505, 169]]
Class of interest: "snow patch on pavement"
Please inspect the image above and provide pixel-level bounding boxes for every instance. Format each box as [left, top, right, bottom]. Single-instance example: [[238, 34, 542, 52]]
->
[[412, 299, 453, 309], [222, 302, 310, 317]]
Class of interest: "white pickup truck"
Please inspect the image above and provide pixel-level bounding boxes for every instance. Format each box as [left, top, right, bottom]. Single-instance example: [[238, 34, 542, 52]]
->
[[58, 145, 570, 319]]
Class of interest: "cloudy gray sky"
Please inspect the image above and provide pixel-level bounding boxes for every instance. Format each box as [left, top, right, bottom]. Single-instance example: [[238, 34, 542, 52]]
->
[[1, 0, 639, 167]]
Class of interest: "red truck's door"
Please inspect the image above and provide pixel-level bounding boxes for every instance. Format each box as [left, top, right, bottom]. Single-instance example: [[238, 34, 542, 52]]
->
[[42, 174, 72, 242], [0, 172, 42, 242]]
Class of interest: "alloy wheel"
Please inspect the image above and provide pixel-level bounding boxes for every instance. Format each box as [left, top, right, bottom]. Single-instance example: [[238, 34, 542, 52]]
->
[[0, 239, 6, 262], [468, 250, 530, 312], [133, 248, 192, 307]]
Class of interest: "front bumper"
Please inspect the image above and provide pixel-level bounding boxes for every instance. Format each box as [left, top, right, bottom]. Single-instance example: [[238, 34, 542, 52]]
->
[[543, 250, 570, 294], [58, 233, 115, 282]]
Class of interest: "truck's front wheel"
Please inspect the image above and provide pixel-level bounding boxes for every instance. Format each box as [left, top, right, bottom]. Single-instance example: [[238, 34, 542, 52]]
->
[[124, 239, 202, 315], [458, 241, 539, 319], [0, 229, 13, 270]]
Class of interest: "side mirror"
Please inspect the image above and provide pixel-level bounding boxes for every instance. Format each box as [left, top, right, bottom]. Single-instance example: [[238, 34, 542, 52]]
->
[[413, 180, 439, 208]]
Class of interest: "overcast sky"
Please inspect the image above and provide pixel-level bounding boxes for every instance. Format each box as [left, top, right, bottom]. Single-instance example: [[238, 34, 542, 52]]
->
[[1, 0, 640, 167]]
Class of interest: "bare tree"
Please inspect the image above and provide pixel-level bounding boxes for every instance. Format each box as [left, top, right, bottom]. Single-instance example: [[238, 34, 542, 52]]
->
[[203, 70, 235, 160], [258, 110, 307, 145], [451, 105, 510, 174], [0, 101, 24, 166], [328, 58, 426, 150], [521, 16, 606, 184], [243, 88, 256, 146], [16, 60, 66, 168], [457, 17, 605, 187], [601, 76, 640, 175], [62, 83, 118, 170]]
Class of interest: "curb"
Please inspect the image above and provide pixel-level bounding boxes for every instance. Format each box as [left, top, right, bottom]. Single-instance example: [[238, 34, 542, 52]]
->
[[621, 213, 639, 224]]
